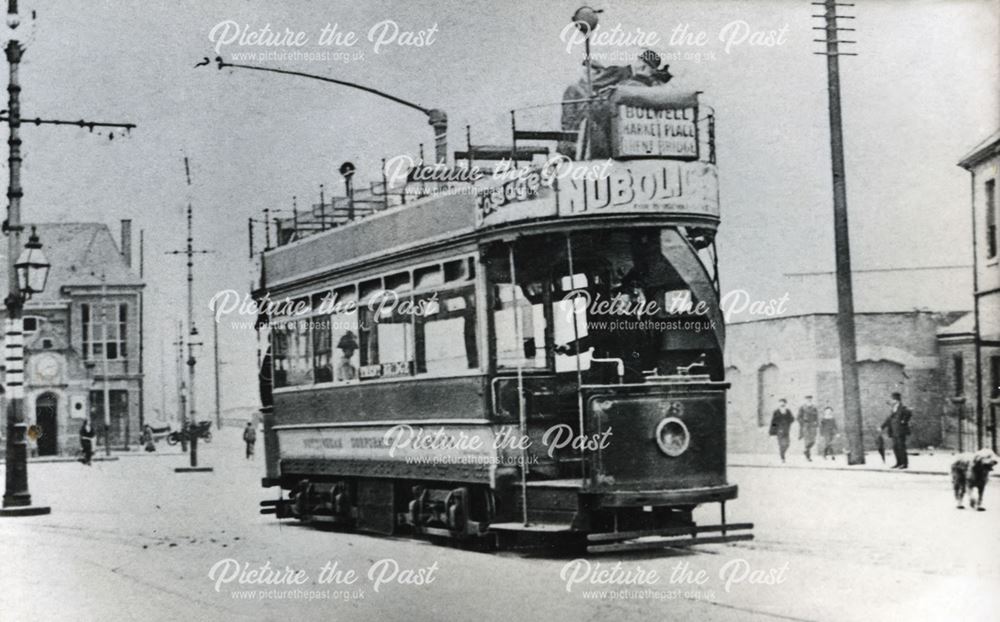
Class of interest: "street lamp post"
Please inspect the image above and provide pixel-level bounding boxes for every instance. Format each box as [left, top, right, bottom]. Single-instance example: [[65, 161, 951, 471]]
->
[[0, 0, 48, 515], [1, 2, 133, 514]]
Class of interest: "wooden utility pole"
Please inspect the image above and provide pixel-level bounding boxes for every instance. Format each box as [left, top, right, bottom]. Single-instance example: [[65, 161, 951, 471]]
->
[[814, 0, 863, 464], [213, 308, 222, 430]]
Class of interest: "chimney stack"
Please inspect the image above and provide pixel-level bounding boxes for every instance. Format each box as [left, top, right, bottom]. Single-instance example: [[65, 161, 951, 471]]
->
[[120, 219, 133, 268]]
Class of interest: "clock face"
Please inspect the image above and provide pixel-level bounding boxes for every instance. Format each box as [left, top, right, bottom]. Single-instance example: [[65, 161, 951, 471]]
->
[[36, 355, 59, 381]]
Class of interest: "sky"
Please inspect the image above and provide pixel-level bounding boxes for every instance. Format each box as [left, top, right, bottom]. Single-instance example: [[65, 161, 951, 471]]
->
[[8, 0, 999, 416]]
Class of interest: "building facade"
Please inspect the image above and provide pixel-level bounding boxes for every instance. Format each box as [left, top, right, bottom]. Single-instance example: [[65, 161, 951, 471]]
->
[[1, 221, 143, 456], [958, 130, 1000, 453], [723, 262, 973, 455], [726, 311, 967, 455]]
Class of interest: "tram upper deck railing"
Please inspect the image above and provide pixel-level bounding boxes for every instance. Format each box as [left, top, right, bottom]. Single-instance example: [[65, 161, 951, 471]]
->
[[265, 85, 717, 252]]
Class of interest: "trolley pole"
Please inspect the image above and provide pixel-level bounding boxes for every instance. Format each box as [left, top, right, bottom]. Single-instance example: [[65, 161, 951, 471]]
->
[[814, 0, 864, 464], [199, 57, 448, 163]]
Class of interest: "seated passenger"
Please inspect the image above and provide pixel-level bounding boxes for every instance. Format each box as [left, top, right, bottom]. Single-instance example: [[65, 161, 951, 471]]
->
[[558, 49, 673, 158]]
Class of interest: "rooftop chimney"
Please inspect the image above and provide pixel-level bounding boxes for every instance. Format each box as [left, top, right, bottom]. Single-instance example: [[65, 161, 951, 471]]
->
[[120, 219, 132, 268]]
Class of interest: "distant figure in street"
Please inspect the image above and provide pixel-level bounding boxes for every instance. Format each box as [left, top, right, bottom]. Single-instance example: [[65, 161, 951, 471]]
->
[[79, 419, 96, 465], [798, 396, 819, 461], [243, 421, 257, 460], [769, 399, 795, 463], [820, 406, 838, 460], [881, 392, 912, 469]]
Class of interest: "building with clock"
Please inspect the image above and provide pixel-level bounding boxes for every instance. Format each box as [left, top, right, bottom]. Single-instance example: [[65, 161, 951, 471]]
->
[[0, 220, 144, 457]]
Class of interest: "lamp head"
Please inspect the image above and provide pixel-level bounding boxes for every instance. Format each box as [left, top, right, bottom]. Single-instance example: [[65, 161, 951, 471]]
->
[[571, 6, 601, 36]]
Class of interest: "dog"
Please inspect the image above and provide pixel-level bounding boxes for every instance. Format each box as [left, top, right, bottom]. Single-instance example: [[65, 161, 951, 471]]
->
[[951, 448, 998, 510]]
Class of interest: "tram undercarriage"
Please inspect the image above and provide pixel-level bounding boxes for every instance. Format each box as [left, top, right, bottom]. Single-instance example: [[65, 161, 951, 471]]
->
[[261, 472, 752, 554]]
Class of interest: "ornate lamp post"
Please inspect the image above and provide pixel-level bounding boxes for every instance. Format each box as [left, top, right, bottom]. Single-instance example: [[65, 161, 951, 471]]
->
[[0, 0, 49, 517], [1, 3, 133, 511]]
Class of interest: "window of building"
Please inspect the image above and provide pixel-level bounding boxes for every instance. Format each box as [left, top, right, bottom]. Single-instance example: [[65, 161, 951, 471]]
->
[[81, 303, 128, 361], [952, 352, 964, 397], [23, 316, 42, 335], [987, 179, 997, 260]]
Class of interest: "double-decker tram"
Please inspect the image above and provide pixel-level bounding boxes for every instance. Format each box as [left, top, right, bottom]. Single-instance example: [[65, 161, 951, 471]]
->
[[256, 80, 753, 553]]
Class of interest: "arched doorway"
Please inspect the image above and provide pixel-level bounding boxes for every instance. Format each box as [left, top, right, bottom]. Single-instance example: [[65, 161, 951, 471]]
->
[[35, 392, 59, 456]]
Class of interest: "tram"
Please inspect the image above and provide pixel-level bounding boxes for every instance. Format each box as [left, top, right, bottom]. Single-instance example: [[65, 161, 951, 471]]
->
[[255, 78, 752, 553]]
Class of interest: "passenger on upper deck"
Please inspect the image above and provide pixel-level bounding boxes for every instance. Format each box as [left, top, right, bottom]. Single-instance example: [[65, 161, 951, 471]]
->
[[559, 49, 674, 159]]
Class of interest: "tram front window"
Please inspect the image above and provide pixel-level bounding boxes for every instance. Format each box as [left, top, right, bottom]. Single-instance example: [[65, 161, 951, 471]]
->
[[487, 227, 724, 381]]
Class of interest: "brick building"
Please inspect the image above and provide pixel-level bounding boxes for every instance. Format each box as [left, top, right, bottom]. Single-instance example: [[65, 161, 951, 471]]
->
[[1, 221, 144, 456], [725, 267, 971, 454]]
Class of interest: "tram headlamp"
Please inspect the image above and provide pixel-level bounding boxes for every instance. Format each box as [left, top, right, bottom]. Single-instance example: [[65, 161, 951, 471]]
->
[[655, 417, 690, 457]]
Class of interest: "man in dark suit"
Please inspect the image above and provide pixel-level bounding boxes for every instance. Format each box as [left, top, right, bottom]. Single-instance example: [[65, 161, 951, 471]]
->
[[769, 399, 795, 463], [881, 392, 913, 469]]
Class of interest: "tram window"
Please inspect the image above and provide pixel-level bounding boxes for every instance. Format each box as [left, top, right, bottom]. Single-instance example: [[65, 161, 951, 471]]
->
[[271, 322, 290, 388], [553, 274, 591, 373], [495, 283, 547, 369], [329, 285, 359, 384], [311, 290, 330, 311], [414, 264, 444, 290], [359, 278, 382, 305], [359, 280, 414, 381], [444, 258, 474, 283], [285, 318, 314, 386], [415, 287, 478, 375], [385, 271, 412, 294], [313, 316, 332, 383]]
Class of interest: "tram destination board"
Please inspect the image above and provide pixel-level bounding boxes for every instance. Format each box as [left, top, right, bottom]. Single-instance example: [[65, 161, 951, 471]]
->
[[611, 88, 700, 160]]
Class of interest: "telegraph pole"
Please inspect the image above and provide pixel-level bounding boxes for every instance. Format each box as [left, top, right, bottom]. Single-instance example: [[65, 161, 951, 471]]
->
[[213, 309, 222, 430], [2, 1, 134, 516], [813, 0, 864, 464], [167, 157, 212, 472]]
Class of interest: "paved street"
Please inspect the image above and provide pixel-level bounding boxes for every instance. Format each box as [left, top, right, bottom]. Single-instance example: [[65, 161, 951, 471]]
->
[[1, 428, 997, 622]]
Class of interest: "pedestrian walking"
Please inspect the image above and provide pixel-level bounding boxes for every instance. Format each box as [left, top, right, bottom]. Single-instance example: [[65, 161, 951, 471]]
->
[[769, 398, 795, 463], [798, 395, 819, 461], [881, 392, 912, 469], [79, 419, 96, 465], [243, 421, 257, 460], [819, 406, 838, 460]]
